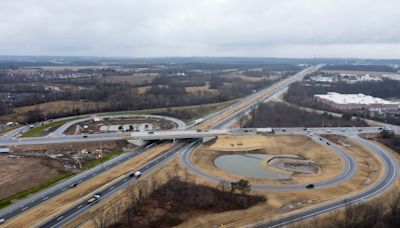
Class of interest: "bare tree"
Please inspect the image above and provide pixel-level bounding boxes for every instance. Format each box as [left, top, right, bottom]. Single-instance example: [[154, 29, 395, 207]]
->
[[91, 207, 108, 228], [110, 198, 123, 225]]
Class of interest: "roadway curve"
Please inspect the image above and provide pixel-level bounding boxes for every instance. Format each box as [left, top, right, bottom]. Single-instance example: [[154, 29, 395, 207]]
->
[[180, 132, 359, 191], [0, 114, 186, 146], [253, 134, 399, 227]]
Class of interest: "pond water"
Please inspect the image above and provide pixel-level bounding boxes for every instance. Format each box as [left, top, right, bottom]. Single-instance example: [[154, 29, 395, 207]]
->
[[214, 154, 289, 179]]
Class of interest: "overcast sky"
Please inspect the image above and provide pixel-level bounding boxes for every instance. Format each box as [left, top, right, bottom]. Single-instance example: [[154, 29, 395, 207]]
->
[[1, 0, 400, 58]]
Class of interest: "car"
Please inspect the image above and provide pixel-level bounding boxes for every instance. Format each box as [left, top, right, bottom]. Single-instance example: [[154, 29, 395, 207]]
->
[[319, 138, 323, 141], [70, 183, 78, 188], [303, 128, 307, 131], [358, 129, 363, 132], [282, 129, 286, 132], [305, 184, 315, 189], [378, 127, 383, 130], [196, 129, 202, 132], [82, 135, 88, 138], [29, 125, 34, 129], [326, 142, 331, 145], [0, 218, 5, 224], [129, 170, 142, 178], [148, 131, 154, 134]]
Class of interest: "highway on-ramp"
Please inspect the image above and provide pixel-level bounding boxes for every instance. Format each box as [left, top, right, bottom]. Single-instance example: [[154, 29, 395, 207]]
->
[[253, 134, 399, 228], [2, 65, 397, 227]]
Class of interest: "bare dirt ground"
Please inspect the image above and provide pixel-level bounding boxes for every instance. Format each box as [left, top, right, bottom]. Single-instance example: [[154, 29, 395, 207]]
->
[[192, 135, 344, 185], [64, 117, 176, 135], [11, 141, 129, 154], [3, 143, 175, 228], [0, 156, 65, 199], [66, 135, 386, 228]]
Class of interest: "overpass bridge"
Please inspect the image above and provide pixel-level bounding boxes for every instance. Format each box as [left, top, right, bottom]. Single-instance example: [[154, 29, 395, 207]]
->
[[125, 127, 382, 145]]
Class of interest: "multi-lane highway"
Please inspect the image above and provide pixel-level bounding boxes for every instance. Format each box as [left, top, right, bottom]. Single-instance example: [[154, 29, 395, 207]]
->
[[39, 141, 197, 228], [31, 66, 323, 227], [1, 65, 398, 227]]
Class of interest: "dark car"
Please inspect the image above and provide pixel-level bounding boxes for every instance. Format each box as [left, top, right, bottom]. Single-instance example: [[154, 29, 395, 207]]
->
[[326, 142, 331, 145], [282, 129, 286, 132], [306, 184, 315, 189], [70, 183, 78, 188], [83, 135, 88, 138]]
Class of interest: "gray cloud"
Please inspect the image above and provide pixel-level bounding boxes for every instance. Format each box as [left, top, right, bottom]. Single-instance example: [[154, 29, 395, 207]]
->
[[0, 0, 400, 58]]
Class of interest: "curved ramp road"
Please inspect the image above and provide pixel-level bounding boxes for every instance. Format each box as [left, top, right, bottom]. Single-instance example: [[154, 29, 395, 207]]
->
[[180, 134, 358, 191], [253, 135, 399, 228], [1, 65, 371, 226], [0, 114, 186, 146]]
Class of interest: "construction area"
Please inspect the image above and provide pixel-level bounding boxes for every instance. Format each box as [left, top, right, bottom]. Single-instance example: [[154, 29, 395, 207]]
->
[[65, 116, 177, 135]]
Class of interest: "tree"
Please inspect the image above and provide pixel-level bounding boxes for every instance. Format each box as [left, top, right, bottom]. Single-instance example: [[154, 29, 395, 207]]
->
[[91, 208, 108, 228], [230, 179, 251, 195], [118, 125, 124, 132], [380, 129, 395, 138], [25, 109, 45, 123]]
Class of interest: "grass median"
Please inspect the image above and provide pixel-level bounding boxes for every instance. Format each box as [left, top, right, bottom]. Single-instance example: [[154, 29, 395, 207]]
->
[[21, 118, 81, 137]]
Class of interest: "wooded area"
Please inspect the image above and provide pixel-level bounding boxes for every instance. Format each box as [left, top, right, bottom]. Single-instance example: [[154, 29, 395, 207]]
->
[[244, 102, 367, 128]]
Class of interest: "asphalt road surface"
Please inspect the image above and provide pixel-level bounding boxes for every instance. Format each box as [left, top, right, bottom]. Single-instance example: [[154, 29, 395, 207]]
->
[[2, 65, 398, 227]]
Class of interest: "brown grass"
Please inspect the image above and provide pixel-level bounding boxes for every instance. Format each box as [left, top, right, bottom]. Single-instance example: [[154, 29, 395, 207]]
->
[[3, 143, 175, 228], [97, 73, 158, 85], [192, 135, 344, 185], [66, 135, 387, 228], [0, 157, 64, 199]]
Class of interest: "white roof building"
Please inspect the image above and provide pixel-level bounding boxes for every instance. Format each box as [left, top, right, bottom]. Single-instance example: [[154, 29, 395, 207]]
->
[[314, 92, 400, 111]]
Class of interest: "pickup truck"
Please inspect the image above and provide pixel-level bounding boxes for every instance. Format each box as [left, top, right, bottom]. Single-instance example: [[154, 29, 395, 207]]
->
[[87, 193, 101, 204]]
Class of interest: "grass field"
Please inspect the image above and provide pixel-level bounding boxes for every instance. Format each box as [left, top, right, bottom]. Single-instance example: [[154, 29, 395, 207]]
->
[[0, 172, 74, 210], [21, 118, 82, 137]]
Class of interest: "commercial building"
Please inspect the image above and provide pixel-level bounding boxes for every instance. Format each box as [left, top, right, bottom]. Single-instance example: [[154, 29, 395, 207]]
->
[[314, 92, 400, 111]]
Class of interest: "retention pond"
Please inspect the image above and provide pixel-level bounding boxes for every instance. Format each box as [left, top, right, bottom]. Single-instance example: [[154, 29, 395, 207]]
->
[[214, 154, 289, 179]]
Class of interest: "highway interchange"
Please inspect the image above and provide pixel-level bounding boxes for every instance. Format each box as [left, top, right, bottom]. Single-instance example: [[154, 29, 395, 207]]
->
[[0, 64, 399, 227]]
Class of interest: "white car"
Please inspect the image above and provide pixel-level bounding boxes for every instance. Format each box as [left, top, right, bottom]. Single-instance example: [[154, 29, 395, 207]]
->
[[129, 170, 142, 178], [0, 218, 5, 224]]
